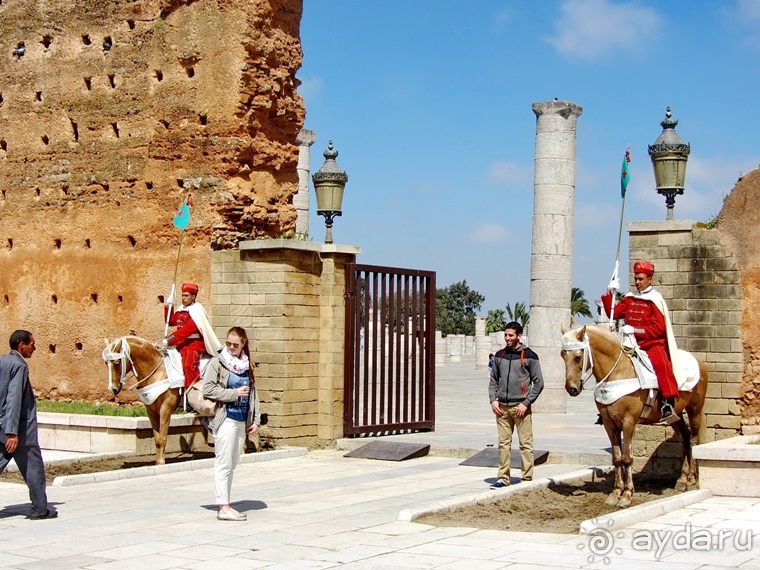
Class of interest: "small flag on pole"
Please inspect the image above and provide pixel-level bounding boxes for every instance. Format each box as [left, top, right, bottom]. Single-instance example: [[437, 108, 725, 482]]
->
[[620, 148, 631, 198], [173, 194, 193, 230]]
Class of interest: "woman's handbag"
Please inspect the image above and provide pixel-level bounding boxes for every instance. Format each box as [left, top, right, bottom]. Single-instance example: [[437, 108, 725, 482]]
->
[[186, 381, 219, 417]]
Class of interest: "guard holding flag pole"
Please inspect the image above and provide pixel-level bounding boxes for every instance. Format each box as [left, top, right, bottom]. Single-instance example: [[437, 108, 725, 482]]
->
[[599, 150, 682, 423], [164, 283, 220, 388], [161, 195, 221, 390]]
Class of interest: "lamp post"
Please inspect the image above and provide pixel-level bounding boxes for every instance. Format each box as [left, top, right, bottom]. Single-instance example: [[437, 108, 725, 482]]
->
[[312, 140, 348, 244], [648, 107, 690, 220]]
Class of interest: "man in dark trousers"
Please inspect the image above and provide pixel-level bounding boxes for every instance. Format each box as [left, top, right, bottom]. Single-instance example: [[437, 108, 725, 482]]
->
[[0, 330, 57, 519], [488, 321, 544, 488]]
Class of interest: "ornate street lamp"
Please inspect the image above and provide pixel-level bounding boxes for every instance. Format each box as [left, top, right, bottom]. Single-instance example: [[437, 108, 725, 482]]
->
[[648, 107, 690, 220], [312, 140, 348, 244]]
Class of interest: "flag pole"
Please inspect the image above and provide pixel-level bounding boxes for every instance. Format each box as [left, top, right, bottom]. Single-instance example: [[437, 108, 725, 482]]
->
[[164, 195, 193, 337], [608, 149, 631, 331]]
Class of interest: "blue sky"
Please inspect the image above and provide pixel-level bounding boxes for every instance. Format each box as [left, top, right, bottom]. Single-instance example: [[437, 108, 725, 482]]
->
[[298, 0, 760, 318]]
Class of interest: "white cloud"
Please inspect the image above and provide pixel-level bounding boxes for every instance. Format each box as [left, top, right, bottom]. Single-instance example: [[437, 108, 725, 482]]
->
[[469, 222, 510, 243], [546, 0, 662, 62], [297, 74, 324, 102], [485, 160, 533, 187], [724, 0, 760, 50], [575, 202, 618, 228]]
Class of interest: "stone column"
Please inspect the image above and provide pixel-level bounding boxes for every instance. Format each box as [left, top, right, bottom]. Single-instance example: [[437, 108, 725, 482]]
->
[[435, 330, 446, 366], [529, 100, 583, 413], [475, 316, 490, 369], [294, 129, 316, 235]]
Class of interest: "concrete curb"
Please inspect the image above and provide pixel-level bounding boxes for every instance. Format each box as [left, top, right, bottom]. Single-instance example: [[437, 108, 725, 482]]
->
[[52, 447, 308, 487], [5, 451, 135, 473], [578, 489, 713, 533], [398, 465, 615, 522]]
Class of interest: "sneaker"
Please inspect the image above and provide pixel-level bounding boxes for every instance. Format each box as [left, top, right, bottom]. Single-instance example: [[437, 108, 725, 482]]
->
[[594, 414, 604, 425], [521, 477, 533, 482], [490, 480, 510, 489]]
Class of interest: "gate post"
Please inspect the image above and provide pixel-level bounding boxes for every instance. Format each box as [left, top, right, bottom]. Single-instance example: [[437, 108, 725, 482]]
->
[[210, 240, 359, 448]]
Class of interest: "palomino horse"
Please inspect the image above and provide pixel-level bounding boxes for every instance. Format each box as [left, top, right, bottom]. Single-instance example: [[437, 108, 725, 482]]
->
[[560, 324, 708, 508], [103, 336, 180, 465]]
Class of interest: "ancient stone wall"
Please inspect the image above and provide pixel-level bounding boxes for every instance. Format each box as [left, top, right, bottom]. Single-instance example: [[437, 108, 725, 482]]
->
[[716, 167, 760, 433], [0, 0, 305, 401]]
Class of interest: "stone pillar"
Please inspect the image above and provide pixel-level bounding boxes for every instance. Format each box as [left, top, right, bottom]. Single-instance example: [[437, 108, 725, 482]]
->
[[448, 334, 464, 363], [210, 240, 359, 448], [294, 129, 316, 236], [475, 316, 490, 369], [529, 100, 583, 413], [435, 330, 446, 366]]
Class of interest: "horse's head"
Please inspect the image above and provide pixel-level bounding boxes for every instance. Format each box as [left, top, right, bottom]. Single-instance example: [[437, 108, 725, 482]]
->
[[102, 337, 133, 395], [560, 324, 588, 397]]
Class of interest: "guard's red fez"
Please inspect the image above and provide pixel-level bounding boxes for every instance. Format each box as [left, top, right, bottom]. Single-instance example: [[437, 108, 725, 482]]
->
[[633, 261, 655, 276], [181, 282, 199, 294]]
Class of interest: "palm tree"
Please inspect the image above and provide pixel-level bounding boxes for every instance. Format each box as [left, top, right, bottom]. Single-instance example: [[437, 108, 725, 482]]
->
[[505, 301, 530, 328], [571, 287, 593, 324], [486, 309, 507, 334]]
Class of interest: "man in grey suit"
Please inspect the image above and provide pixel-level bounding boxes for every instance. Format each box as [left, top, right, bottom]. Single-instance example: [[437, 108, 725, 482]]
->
[[0, 330, 57, 519]]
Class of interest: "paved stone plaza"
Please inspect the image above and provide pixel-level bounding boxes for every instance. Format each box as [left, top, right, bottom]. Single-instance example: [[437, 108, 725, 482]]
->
[[0, 358, 757, 569]]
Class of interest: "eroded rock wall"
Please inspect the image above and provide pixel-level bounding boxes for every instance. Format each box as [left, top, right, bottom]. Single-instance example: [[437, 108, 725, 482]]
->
[[717, 167, 760, 430], [0, 0, 305, 401]]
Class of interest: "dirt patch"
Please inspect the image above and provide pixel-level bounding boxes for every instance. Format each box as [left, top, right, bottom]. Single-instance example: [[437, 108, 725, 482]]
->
[[417, 473, 681, 534], [0, 451, 216, 484]]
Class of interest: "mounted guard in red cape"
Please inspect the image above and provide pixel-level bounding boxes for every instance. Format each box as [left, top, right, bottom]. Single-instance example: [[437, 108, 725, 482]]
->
[[560, 324, 708, 507], [101, 195, 219, 463]]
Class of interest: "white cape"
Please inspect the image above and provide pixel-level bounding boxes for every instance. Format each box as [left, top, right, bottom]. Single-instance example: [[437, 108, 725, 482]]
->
[[174, 301, 222, 355]]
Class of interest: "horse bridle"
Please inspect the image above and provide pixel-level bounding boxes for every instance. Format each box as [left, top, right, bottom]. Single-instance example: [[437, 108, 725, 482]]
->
[[562, 332, 624, 391], [102, 337, 163, 390]]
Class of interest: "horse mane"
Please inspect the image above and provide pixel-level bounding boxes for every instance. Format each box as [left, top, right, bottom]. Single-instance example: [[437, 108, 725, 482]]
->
[[562, 324, 622, 354]]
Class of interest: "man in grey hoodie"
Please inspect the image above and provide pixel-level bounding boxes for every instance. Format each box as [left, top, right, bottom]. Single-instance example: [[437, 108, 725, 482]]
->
[[488, 321, 544, 488]]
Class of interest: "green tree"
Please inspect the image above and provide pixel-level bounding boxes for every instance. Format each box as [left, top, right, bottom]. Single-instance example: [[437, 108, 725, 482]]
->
[[486, 309, 507, 334], [436, 280, 485, 336], [571, 287, 593, 324], [506, 301, 530, 328]]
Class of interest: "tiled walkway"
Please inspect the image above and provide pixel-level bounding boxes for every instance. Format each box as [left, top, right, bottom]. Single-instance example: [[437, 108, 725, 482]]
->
[[0, 358, 757, 568]]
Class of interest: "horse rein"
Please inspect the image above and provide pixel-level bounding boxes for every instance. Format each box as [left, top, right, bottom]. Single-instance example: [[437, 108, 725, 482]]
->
[[102, 338, 163, 390]]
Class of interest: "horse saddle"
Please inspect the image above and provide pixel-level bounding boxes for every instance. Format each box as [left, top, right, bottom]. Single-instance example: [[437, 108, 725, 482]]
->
[[594, 336, 700, 406], [162, 348, 213, 390]]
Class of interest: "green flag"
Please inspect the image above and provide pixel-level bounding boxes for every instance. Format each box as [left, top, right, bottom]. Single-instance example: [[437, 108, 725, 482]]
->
[[620, 149, 631, 198]]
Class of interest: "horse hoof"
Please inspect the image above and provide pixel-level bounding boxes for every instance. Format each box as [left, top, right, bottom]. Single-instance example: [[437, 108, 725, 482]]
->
[[617, 498, 632, 509], [605, 495, 620, 506], [686, 482, 699, 491], [675, 481, 688, 492]]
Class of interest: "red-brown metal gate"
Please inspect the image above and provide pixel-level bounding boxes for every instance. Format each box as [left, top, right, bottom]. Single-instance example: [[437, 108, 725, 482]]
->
[[344, 263, 436, 436]]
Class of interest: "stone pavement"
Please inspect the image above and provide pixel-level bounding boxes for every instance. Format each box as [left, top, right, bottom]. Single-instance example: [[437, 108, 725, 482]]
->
[[0, 358, 756, 569]]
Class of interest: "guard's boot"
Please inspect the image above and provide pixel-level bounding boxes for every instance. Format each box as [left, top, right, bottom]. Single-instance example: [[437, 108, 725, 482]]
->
[[660, 397, 678, 424]]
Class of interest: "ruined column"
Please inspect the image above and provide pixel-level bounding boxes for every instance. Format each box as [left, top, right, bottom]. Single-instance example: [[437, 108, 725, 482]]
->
[[295, 129, 316, 235], [529, 100, 583, 413]]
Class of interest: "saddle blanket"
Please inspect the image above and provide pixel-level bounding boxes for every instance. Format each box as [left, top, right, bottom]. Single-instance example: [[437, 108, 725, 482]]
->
[[137, 349, 212, 405], [594, 348, 700, 405]]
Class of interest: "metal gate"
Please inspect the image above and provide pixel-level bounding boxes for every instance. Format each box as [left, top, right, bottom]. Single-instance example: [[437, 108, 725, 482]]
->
[[344, 263, 436, 436]]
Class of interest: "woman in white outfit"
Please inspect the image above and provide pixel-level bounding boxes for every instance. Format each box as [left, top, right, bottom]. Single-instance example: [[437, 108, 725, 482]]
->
[[202, 326, 260, 521]]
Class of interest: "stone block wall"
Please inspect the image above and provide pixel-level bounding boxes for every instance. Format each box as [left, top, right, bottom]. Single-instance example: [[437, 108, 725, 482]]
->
[[210, 240, 358, 448], [627, 220, 743, 474]]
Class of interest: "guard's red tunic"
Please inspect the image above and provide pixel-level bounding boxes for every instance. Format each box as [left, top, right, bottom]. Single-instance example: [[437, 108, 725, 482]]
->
[[601, 292, 679, 398], [165, 307, 206, 387]]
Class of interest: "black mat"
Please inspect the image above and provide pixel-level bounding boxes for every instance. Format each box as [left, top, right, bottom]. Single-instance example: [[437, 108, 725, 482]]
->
[[343, 441, 430, 461], [459, 447, 549, 468]]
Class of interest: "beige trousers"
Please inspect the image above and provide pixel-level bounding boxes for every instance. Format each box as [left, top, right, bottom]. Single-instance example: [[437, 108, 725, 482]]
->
[[496, 403, 534, 483]]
